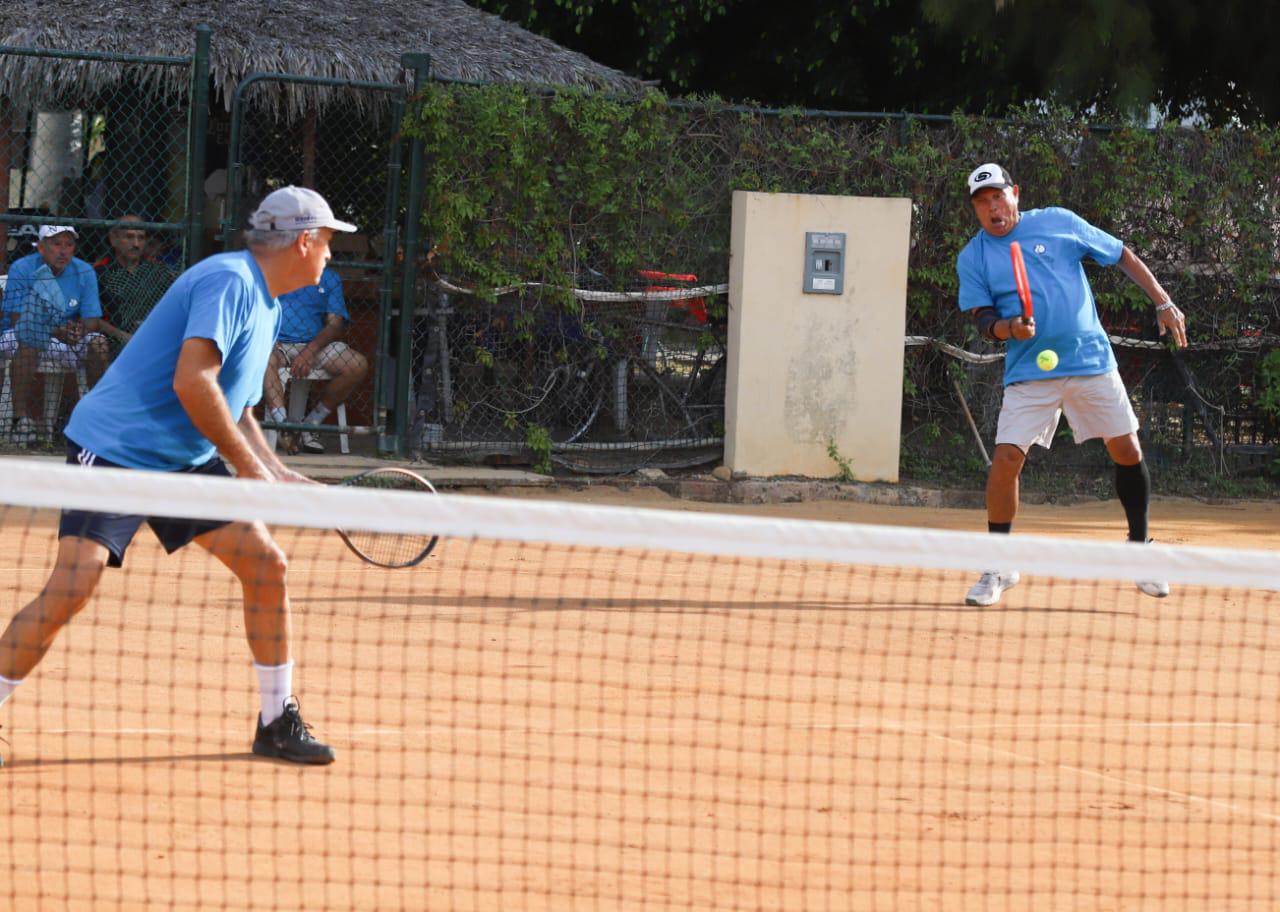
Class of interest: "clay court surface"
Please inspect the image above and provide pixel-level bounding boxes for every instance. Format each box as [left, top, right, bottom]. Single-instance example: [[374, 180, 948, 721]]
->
[[1, 489, 1278, 910]]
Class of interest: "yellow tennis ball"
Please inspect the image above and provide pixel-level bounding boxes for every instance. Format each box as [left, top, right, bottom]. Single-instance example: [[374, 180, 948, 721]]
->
[[1036, 349, 1059, 371]]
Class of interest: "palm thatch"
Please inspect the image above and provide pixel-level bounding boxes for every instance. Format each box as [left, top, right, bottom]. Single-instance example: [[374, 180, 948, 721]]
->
[[0, 0, 645, 120]]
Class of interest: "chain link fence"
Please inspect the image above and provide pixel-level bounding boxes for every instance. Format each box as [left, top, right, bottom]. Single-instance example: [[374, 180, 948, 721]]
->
[[0, 46, 198, 447], [221, 75, 405, 457], [411, 86, 1280, 479], [405, 84, 734, 472], [0, 40, 1275, 480]]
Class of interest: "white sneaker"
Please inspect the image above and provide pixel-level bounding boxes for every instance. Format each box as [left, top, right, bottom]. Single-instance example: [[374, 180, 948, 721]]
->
[[299, 431, 325, 454], [1131, 539, 1170, 599], [11, 417, 35, 447], [1136, 580, 1170, 598], [965, 570, 1020, 607]]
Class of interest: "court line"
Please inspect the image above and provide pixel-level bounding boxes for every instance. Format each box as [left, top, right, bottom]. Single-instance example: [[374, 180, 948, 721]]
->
[[903, 722, 1280, 824], [882, 721, 1262, 732]]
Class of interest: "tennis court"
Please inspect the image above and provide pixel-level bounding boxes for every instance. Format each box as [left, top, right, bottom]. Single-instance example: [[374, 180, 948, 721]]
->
[[1, 478, 1278, 910]]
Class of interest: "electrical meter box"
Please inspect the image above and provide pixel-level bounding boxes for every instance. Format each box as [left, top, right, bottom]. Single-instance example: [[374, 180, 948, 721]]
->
[[803, 231, 846, 295]]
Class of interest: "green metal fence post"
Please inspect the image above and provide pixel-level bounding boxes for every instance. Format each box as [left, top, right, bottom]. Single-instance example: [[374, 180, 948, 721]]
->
[[185, 25, 211, 265], [375, 93, 406, 454], [392, 52, 431, 456]]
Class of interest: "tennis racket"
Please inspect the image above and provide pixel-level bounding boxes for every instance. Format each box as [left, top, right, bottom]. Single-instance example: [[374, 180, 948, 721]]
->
[[1009, 241, 1033, 321], [336, 467, 440, 568]]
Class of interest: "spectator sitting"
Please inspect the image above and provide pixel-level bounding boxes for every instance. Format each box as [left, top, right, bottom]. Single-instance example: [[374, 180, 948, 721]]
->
[[93, 214, 178, 340], [1, 225, 117, 445], [263, 265, 368, 454]]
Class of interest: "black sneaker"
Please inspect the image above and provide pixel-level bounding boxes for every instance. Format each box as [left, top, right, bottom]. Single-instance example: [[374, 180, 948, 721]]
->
[[252, 698, 336, 765]]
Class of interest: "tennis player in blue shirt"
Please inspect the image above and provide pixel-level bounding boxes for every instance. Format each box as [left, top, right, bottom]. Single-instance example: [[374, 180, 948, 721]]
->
[[0, 187, 356, 766], [956, 163, 1188, 607]]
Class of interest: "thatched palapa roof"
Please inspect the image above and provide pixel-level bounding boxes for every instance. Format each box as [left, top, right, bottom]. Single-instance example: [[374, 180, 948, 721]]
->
[[0, 0, 645, 120]]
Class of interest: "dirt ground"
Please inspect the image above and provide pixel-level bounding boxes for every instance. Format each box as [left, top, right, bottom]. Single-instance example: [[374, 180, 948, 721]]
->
[[1, 488, 1277, 911]]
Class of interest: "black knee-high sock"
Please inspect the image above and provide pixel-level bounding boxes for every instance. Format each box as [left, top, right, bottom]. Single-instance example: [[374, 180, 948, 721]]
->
[[1115, 460, 1150, 542]]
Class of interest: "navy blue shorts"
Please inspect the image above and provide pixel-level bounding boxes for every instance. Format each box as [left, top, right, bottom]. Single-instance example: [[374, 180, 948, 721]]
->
[[59, 440, 234, 568]]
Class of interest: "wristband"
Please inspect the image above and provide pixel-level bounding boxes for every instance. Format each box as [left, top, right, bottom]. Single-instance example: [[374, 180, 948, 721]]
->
[[1155, 301, 1176, 313]]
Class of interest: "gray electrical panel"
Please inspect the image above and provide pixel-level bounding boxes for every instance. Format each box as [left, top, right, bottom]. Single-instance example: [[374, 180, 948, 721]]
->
[[803, 231, 846, 295]]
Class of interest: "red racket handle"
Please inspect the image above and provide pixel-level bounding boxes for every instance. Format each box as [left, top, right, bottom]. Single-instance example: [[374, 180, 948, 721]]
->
[[1010, 241, 1032, 320]]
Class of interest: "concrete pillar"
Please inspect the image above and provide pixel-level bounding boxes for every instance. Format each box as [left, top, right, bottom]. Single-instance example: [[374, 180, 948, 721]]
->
[[725, 191, 912, 481]]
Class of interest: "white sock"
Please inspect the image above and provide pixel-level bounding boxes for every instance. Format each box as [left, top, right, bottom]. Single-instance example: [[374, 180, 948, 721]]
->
[[303, 403, 331, 425], [267, 407, 287, 424], [0, 673, 20, 708], [253, 660, 294, 725]]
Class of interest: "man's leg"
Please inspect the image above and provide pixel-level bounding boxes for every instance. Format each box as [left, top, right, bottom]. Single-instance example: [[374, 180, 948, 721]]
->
[[967, 379, 1067, 606], [263, 345, 288, 415], [314, 344, 369, 413], [1105, 432, 1168, 598], [965, 443, 1026, 607], [11, 344, 42, 429], [82, 333, 110, 388], [299, 344, 368, 454], [1062, 372, 1167, 598], [195, 521, 334, 764], [0, 536, 110, 703], [986, 443, 1025, 532], [1105, 432, 1147, 541], [262, 346, 289, 451]]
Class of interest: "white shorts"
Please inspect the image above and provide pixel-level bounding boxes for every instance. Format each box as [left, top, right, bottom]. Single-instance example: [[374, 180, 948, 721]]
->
[[995, 370, 1139, 451], [275, 340, 356, 374], [0, 328, 102, 368]]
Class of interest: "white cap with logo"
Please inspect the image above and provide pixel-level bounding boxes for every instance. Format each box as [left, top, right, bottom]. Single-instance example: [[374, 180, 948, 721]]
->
[[966, 163, 1014, 197], [248, 186, 357, 233], [38, 225, 78, 240]]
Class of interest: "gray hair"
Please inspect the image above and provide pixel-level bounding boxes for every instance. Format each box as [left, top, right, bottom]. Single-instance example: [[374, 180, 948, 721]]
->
[[244, 227, 319, 250]]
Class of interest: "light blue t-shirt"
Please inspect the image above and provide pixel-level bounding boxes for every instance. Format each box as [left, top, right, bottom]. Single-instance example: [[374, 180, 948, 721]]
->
[[277, 266, 347, 343], [65, 251, 280, 470], [3, 252, 102, 327], [956, 207, 1123, 385]]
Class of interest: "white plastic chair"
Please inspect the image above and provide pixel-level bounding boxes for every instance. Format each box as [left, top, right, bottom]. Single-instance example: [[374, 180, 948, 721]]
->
[[266, 367, 349, 455]]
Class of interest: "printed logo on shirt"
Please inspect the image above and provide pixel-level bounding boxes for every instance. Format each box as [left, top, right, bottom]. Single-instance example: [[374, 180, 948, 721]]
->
[[1034, 244, 1047, 254]]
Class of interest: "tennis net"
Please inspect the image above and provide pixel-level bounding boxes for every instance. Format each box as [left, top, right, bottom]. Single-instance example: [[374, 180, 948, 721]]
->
[[1, 458, 1278, 911]]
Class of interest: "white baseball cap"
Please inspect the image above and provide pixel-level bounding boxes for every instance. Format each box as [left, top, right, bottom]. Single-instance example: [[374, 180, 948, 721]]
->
[[966, 163, 1014, 197], [248, 186, 357, 233], [38, 225, 77, 240]]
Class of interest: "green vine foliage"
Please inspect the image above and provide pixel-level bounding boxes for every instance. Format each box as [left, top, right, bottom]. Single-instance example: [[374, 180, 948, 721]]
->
[[407, 85, 727, 304], [405, 87, 1280, 475]]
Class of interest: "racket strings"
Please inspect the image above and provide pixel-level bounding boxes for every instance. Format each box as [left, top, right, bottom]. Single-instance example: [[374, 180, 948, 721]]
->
[[337, 467, 440, 568]]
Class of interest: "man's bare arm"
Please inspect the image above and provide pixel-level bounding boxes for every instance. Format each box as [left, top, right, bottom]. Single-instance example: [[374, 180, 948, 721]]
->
[[238, 408, 316, 484], [83, 315, 131, 345], [1117, 247, 1187, 348], [173, 337, 271, 480]]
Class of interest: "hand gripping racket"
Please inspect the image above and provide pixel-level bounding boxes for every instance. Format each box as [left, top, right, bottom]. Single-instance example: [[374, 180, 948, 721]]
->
[[336, 467, 440, 568], [1009, 241, 1033, 321]]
